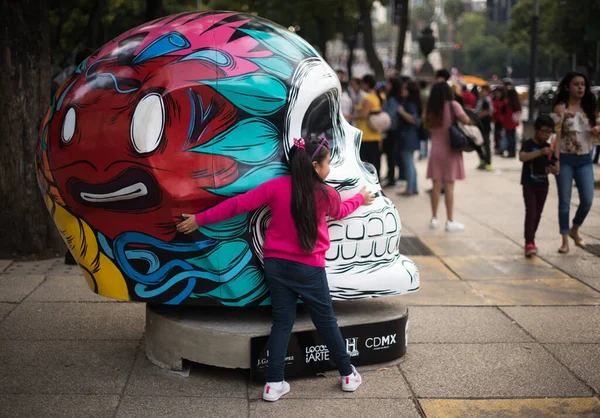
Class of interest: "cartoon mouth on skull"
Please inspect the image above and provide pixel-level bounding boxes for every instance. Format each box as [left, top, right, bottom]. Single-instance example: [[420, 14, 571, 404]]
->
[[69, 168, 161, 211]]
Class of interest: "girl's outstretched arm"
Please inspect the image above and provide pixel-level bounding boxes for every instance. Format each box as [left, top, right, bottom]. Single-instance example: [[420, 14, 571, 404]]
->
[[177, 180, 271, 234], [328, 186, 373, 220]]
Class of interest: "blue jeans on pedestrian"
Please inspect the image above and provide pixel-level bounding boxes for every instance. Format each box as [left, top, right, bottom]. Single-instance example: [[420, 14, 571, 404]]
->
[[420, 139, 429, 158], [264, 257, 352, 382], [556, 153, 595, 235], [399, 150, 417, 193]]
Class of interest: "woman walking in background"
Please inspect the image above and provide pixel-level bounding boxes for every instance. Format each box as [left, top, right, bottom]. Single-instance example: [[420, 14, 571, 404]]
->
[[492, 88, 506, 155], [502, 88, 522, 158], [552, 72, 599, 254], [424, 82, 473, 231], [351, 74, 385, 176], [397, 80, 422, 196], [382, 77, 403, 187]]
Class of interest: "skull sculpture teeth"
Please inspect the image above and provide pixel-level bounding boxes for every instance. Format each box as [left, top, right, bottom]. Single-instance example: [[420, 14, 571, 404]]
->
[[37, 11, 419, 306]]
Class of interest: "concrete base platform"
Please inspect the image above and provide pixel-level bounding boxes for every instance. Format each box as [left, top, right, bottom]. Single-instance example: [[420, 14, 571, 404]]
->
[[145, 298, 409, 372]]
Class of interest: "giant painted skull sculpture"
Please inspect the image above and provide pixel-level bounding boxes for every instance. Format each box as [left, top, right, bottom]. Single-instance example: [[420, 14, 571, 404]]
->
[[37, 11, 419, 306]]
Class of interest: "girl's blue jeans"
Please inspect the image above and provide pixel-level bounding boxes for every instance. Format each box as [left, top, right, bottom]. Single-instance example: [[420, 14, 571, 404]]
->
[[556, 153, 594, 235], [264, 257, 352, 382]]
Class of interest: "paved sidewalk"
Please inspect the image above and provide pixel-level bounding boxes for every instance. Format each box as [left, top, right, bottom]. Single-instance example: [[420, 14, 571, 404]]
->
[[1, 153, 600, 417]]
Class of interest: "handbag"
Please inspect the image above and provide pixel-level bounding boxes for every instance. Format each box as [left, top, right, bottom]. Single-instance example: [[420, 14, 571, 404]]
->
[[367, 110, 392, 133], [449, 101, 476, 152]]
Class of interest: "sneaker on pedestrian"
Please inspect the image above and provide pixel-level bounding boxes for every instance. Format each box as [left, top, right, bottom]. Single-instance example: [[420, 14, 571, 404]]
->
[[430, 217, 440, 229], [263, 381, 290, 402], [445, 220, 465, 232], [341, 365, 362, 392], [485, 164, 493, 171], [525, 242, 537, 257], [477, 162, 486, 170]]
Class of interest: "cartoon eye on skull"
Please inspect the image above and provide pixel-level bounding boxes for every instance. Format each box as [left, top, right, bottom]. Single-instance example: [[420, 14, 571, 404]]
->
[[37, 11, 419, 306]]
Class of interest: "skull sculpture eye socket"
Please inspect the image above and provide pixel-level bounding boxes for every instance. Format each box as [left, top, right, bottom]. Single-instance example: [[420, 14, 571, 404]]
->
[[301, 93, 334, 142]]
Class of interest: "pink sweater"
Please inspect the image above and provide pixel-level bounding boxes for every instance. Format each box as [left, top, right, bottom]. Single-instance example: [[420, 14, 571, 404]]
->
[[194, 176, 364, 267]]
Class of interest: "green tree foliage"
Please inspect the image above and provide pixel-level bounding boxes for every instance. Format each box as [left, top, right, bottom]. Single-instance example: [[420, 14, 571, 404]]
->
[[454, 13, 508, 78], [506, 0, 566, 79], [50, 0, 375, 77]]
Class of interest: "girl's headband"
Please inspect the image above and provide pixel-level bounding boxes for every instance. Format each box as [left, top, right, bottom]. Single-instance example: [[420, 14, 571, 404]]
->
[[311, 137, 330, 160], [293, 137, 330, 160]]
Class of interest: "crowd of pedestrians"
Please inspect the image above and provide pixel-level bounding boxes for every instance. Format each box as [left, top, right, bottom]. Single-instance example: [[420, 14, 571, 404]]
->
[[337, 69, 599, 253]]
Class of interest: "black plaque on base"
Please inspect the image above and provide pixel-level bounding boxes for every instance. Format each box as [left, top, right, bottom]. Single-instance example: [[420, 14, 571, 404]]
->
[[250, 315, 408, 381]]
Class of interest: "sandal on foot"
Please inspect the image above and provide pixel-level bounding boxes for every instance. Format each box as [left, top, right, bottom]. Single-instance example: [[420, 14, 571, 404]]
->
[[568, 231, 585, 249], [558, 246, 569, 254]]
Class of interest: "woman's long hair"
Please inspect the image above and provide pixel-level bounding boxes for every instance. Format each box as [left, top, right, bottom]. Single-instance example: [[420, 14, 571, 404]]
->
[[289, 135, 331, 253], [388, 77, 403, 102], [404, 80, 423, 115], [553, 71, 597, 127], [505, 89, 522, 112], [424, 82, 453, 129]]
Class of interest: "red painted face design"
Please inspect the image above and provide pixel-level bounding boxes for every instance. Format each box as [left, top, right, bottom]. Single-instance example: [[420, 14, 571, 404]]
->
[[47, 47, 239, 240]]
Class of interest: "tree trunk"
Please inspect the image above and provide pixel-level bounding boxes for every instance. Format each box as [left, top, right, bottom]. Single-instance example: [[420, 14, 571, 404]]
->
[[447, 20, 456, 68], [358, 0, 384, 80], [146, 0, 163, 21], [314, 16, 329, 62], [87, 0, 107, 50], [345, 36, 357, 79], [395, 0, 409, 72], [0, 0, 63, 257]]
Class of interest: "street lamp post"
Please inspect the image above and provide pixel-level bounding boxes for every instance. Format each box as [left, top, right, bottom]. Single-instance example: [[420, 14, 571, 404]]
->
[[417, 26, 436, 80], [528, 0, 539, 122]]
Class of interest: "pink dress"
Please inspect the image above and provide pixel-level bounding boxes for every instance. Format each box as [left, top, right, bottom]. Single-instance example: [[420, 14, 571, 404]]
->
[[426, 100, 466, 181]]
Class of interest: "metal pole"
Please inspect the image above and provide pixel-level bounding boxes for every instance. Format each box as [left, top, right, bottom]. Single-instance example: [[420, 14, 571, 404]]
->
[[197, 0, 201, 11], [388, 1, 394, 70], [528, 0, 539, 122], [596, 41, 600, 84], [505, 0, 512, 79]]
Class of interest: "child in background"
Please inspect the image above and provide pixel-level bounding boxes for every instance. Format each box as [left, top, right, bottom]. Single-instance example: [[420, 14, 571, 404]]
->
[[519, 115, 558, 257]]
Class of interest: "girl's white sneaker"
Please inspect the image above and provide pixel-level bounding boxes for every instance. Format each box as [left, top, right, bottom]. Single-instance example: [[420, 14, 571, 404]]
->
[[430, 217, 440, 229], [341, 366, 362, 392], [263, 381, 290, 402]]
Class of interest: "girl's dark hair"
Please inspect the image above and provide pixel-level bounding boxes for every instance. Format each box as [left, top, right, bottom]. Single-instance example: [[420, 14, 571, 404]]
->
[[363, 74, 384, 106], [404, 80, 423, 115], [388, 77, 403, 102], [289, 134, 331, 253], [505, 89, 522, 112], [424, 82, 453, 129], [493, 88, 505, 100], [553, 71, 597, 127]]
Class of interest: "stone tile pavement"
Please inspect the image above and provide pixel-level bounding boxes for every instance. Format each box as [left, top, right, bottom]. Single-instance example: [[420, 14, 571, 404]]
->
[[1, 153, 599, 417]]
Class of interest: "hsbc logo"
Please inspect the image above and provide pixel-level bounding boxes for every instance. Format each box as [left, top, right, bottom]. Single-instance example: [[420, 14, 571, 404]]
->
[[366, 334, 397, 350]]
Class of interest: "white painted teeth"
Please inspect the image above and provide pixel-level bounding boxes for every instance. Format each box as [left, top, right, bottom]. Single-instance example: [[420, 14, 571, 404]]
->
[[80, 182, 148, 202], [346, 222, 365, 240], [384, 212, 398, 233], [368, 218, 384, 237], [325, 209, 401, 263]]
